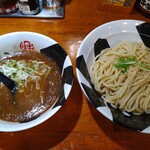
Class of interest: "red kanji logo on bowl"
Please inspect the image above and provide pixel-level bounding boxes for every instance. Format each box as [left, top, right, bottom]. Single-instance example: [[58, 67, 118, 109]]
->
[[20, 41, 35, 51]]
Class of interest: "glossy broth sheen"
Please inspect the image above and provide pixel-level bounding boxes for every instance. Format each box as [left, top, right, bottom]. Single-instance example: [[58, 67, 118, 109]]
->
[[0, 51, 62, 122]]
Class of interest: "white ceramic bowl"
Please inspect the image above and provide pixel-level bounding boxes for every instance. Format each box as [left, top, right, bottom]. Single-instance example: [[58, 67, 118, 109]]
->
[[76, 19, 150, 133], [0, 31, 73, 132]]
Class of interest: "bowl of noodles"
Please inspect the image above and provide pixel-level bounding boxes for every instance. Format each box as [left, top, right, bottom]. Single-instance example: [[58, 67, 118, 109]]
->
[[76, 19, 150, 133], [0, 31, 73, 132]]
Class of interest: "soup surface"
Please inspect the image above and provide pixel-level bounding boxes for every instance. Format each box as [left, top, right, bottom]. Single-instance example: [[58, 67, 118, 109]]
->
[[0, 51, 62, 122]]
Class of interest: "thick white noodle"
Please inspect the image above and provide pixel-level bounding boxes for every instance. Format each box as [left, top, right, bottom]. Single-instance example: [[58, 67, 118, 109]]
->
[[90, 41, 150, 115]]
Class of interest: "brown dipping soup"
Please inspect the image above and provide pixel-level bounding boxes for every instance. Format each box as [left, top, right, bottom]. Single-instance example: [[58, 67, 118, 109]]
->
[[0, 51, 62, 122]]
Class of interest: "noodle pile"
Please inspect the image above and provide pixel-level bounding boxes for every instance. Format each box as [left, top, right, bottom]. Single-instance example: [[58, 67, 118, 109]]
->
[[90, 41, 150, 115]]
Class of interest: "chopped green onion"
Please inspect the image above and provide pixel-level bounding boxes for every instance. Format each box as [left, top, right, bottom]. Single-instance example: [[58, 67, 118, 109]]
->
[[139, 62, 150, 71], [114, 56, 137, 73], [0, 59, 51, 92]]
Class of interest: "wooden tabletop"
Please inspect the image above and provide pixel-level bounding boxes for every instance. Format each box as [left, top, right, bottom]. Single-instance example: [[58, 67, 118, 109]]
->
[[0, 0, 150, 149]]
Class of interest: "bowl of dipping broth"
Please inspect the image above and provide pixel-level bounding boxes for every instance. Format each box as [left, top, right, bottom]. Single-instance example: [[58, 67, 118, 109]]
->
[[0, 31, 73, 132]]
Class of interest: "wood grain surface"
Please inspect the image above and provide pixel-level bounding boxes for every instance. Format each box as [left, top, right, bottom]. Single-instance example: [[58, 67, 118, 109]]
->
[[0, 0, 150, 149]]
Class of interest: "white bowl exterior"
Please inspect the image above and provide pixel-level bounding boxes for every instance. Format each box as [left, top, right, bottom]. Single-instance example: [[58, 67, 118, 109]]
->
[[0, 32, 57, 55]]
